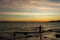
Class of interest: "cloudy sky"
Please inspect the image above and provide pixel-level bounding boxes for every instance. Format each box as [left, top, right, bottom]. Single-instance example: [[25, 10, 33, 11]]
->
[[0, 0, 60, 22]]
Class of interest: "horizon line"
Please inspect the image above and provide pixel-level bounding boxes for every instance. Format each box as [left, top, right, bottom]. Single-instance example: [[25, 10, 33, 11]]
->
[[0, 20, 60, 22]]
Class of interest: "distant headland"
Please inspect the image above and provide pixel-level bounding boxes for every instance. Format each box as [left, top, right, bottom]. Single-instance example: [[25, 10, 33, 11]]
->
[[49, 20, 60, 22]]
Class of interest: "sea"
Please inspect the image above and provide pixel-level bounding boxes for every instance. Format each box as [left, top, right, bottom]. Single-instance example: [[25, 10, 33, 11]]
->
[[0, 22, 60, 40]]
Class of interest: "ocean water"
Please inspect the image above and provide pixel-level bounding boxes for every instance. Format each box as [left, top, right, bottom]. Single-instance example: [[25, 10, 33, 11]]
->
[[0, 22, 60, 40]]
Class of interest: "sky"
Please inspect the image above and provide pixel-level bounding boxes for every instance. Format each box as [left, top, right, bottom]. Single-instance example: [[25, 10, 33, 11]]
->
[[0, 0, 60, 22]]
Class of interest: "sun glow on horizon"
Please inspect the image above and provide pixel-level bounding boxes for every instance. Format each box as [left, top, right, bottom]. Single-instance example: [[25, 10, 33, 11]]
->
[[0, 12, 60, 22]]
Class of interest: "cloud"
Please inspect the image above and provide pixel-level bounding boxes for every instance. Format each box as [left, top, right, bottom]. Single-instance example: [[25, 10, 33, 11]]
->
[[0, 12, 60, 15], [0, 0, 60, 12], [0, 0, 60, 7]]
